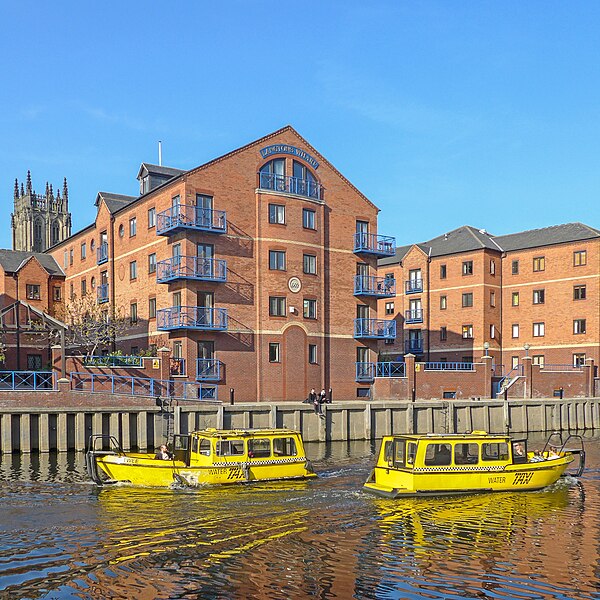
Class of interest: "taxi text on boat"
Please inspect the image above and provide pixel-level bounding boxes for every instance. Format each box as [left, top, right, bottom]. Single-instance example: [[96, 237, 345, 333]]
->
[[363, 430, 585, 498], [86, 428, 317, 487]]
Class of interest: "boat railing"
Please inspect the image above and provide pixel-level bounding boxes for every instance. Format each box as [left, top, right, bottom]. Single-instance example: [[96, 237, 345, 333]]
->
[[542, 431, 586, 477], [85, 434, 125, 485]]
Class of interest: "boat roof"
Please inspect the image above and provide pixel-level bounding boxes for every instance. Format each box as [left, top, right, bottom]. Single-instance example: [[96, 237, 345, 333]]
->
[[191, 428, 301, 438], [385, 431, 512, 442]]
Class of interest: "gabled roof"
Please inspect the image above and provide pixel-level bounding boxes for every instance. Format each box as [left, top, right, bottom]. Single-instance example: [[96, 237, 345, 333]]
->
[[0, 249, 64, 276], [95, 192, 137, 214], [495, 222, 600, 252], [379, 222, 600, 266], [136, 163, 186, 180]]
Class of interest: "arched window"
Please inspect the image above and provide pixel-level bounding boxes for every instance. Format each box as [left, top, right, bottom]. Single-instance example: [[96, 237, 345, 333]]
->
[[259, 159, 286, 192], [51, 220, 60, 245], [292, 161, 318, 198], [33, 220, 43, 252]]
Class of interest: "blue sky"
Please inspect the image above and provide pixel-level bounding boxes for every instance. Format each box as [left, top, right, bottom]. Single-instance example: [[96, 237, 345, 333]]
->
[[1, 1, 599, 250]]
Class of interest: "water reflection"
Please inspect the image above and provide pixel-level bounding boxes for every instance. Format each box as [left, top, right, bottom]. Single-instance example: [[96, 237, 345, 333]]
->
[[0, 443, 599, 599]]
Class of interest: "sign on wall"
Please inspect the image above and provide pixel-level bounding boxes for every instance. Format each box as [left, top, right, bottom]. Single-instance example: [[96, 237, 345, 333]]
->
[[260, 145, 319, 169]]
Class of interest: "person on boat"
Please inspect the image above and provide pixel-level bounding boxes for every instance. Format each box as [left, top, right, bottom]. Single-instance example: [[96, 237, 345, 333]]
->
[[155, 444, 172, 460], [547, 446, 560, 459], [514, 443, 525, 457]]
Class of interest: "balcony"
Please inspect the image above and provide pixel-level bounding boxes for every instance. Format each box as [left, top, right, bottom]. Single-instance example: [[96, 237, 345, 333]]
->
[[404, 309, 423, 324], [405, 339, 423, 354], [97, 284, 109, 304], [97, 243, 108, 265], [157, 306, 228, 331], [156, 205, 227, 236], [157, 256, 227, 284], [354, 318, 396, 339], [196, 358, 222, 381], [405, 279, 423, 294], [355, 361, 408, 382], [258, 172, 322, 200], [353, 233, 396, 257], [354, 275, 396, 298]]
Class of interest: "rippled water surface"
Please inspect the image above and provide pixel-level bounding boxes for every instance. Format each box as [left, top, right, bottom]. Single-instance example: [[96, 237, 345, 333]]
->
[[1, 438, 600, 599]]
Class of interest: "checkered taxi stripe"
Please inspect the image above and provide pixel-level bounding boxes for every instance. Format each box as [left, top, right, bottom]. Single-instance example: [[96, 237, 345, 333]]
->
[[414, 465, 506, 473], [212, 457, 305, 467]]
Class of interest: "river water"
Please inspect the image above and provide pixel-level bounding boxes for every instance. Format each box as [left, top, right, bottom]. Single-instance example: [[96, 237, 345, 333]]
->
[[1, 437, 599, 600]]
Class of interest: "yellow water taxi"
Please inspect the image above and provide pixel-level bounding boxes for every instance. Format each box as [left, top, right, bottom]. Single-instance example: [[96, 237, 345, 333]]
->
[[86, 428, 317, 487], [363, 431, 585, 498]]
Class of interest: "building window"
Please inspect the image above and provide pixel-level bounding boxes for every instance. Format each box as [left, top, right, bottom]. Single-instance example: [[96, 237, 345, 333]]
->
[[63, 250, 68, 268], [573, 353, 586, 367], [440, 326, 447, 341], [148, 298, 156, 319], [462, 261, 473, 276], [148, 207, 156, 228], [573, 250, 587, 266], [26, 284, 40, 300], [268, 204, 285, 225], [490, 291, 496, 307], [303, 208, 316, 230], [440, 295, 447, 310], [512, 260, 519, 275], [490, 259, 496, 275], [533, 322, 545, 337], [308, 344, 318, 364], [148, 253, 156, 274], [81, 279, 87, 296], [490, 324, 496, 339], [269, 343, 280, 363], [462, 292, 473, 308], [511, 356, 519, 369], [574, 285, 586, 300], [512, 292, 519, 306], [129, 217, 137, 237], [303, 298, 317, 319], [303, 254, 317, 275], [130, 303, 138, 324], [130, 260, 137, 280], [91, 276, 95, 289], [119, 224, 124, 238], [573, 319, 586, 334], [512, 324, 519, 338], [269, 296, 286, 317], [533, 289, 545, 304], [53, 286, 61, 301], [533, 256, 545, 272], [70, 283, 74, 300], [532, 355, 545, 367], [269, 250, 286, 271], [440, 264, 447, 279], [81, 243, 86, 259], [69, 248, 74, 266], [462, 324, 473, 339], [385, 302, 394, 315]]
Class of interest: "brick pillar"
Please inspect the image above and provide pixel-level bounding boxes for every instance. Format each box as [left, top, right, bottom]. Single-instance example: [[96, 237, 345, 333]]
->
[[522, 356, 533, 399], [480, 355, 493, 399], [51, 344, 61, 377], [584, 358, 595, 397], [158, 347, 171, 382], [405, 354, 416, 401]]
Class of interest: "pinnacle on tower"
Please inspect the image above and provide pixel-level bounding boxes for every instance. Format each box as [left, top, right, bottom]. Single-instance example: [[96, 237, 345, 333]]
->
[[45, 182, 50, 197], [26, 170, 32, 194], [49, 183, 53, 199], [63, 177, 68, 203], [14, 179, 19, 199], [20, 183, 24, 196]]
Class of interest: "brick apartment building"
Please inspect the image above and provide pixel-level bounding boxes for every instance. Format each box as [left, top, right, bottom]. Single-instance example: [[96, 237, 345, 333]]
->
[[46, 126, 396, 401], [376, 223, 599, 375]]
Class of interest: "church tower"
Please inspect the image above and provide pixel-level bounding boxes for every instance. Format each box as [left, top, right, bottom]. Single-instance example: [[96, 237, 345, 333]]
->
[[11, 171, 72, 252]]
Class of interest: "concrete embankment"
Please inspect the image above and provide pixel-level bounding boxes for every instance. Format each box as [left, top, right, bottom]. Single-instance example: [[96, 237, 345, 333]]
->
[[1, 396, 599, 453]]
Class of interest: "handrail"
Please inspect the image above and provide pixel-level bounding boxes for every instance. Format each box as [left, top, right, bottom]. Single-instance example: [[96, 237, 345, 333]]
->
[[353, 318, 396, 339], [353, 232, 396, 256], [83, 355, 143, 368], [539, 364, 585, 372], [353, 274, 396, 296], [156, 205, 227, 235], [156, 256, 227, 283], [0, 371, 55, 391], [423, 362, 475, 371], [258, 172, 323, 200], [376, 362, 406, 378]]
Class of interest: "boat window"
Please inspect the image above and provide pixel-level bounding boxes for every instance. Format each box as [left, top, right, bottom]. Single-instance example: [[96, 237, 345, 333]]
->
[[192, 437, 199, 455], [199, 439, 211, 456], [482, 442, 509, 461], [393, 440, 405, 467], [424, 443, 451, 466], [407, 442, 417, 465], [384, 440, 393, 464], [512, 441, 527, 463], [454, 443, 479, 465], [248, 438, 271, 458], [273, 437, 297, 456], [173, 435, 189, 451], [217, 440, 245, 456]]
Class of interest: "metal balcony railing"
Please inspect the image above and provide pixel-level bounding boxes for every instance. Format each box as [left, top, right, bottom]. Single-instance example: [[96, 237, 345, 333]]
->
[[353, 275, 396, 297], [196, 358, 222, 381], [376, 362, 407, 378], [97, 243, 108, 264], [83, 355, 143, 368], [404, 309, 423, 323], [423, 362, 474, 371], [157, 306, 228, 331], [355, 362, 375, 382], [156, 256, 227, 283], [353, 318, 396, 339], [353, 233, 396, 257], [156, 205, 227, 235], [97, 284, 109, 304], [405, 279, 423, 294], [0, 371, 54, 391], [405, 339, 423, 354], [258, 172, 322, 200]]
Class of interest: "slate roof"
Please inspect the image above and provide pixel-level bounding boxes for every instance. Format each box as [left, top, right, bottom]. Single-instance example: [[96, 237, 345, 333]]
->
[[136, 163, 186, 180], [0, 249, 64, 276], [95, 192, 138, 214], [379, 222, 599, 266]]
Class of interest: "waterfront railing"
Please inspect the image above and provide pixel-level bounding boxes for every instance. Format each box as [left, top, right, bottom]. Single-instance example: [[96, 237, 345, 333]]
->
[[0, 371, 55, 391]]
